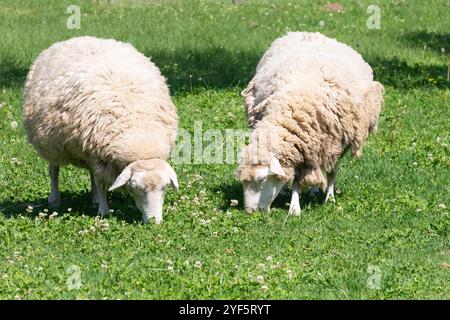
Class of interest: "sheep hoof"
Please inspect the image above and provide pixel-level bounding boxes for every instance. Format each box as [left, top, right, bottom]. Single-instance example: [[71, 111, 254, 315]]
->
[[324, 193, 336, 204], [288, 204, 301, 216], [48, 193, 61, 207], [97, 207, 109, 218]]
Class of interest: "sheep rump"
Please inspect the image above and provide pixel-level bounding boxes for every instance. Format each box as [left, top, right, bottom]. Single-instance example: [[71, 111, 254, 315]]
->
[[23, 36, 178, 188], [238, 32, 383, 191]]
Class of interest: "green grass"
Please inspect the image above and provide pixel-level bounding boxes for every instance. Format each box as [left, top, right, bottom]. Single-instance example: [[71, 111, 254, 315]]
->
[[0, 0, 449, 299]]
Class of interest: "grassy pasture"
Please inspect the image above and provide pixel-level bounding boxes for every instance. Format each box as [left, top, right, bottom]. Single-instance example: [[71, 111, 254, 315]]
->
[[0, 0, 448, 299]]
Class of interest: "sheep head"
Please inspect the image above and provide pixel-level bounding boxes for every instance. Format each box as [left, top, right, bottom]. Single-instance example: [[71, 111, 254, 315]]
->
[[237, 157, 289, 213], [109, 159, 178, 224]]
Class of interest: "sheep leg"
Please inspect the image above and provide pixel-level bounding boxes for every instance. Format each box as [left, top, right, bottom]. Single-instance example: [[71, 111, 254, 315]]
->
[[288, 182, 301, 216], [48, 164, 61, 206], [92, 175, 109, 216], [90, 171, 101, 206], [324, 166, 338, 204], [324, 183, 335, 204]]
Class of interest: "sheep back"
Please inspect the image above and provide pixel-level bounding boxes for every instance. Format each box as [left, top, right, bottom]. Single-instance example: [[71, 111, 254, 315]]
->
[[23, 36, 178, 183], [239, 32, 383, 188]]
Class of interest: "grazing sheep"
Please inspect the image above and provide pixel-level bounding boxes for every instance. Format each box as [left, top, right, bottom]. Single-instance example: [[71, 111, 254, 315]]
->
[[237, 32, 383, 214], [23, 36, 179, 224]]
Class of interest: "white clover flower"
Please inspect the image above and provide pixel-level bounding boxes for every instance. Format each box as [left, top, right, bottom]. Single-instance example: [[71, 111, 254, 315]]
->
[[230, 199, 238, 207], [10, 121, 18, 129], [101, 223, 109, 230], [96, 219, 110, 230], [286, 269, 293, 279], [257, 263, 267, 271], [199, 219, 211, 225], [260, 284, 269, 292], [271, 262, 281, 270], [38, 212, 47, 218], [256, 275, 265, 283], [194, 261, 203, 269], [319, 20, 325, 28], [49, 212, 58, 219]]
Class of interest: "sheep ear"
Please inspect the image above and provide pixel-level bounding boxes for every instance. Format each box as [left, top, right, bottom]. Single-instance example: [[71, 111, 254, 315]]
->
[[165, 163, 179, 192], [109, 166, 132, 191], [268, 157, 285, 177]]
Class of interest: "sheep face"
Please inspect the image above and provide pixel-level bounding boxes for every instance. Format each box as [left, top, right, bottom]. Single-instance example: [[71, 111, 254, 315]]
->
[[238, 157, 287, 213], [109, 159, 178, 224]]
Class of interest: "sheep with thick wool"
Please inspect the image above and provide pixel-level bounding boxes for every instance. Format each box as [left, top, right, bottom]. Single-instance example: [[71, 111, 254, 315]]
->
[[23, 36, 179, 224], [237, 32, 383, 214]]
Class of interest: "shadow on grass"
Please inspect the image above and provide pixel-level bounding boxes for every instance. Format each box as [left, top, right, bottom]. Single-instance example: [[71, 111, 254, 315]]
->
[[369, 30, 450, 90], [368, 56, 449, 90], [150, 46, 449, 91], [0, 191, 142, 223], [1, 45, 448, 92], [402, 30, 450, 54], [0, 47, 260, 91], [0, 56, 28, 89], [147, 47, 260, 92], [215, 181, 327, 212], [153, 48, 450, 92]]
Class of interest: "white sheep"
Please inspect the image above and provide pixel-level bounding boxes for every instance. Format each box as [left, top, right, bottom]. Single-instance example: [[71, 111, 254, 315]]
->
[[23, 36, 179, 224], [237, 32, 383, 214]]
